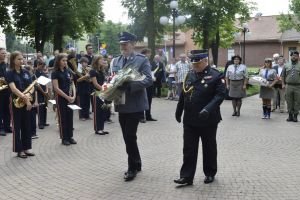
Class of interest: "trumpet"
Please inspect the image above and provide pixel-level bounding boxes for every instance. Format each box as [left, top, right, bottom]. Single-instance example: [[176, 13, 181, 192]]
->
[[13, 80, 37, 108], [0, 79, 8, 91]]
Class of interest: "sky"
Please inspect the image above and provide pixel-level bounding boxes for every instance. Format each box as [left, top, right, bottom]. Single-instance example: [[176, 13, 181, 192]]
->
[[103, 0, 290, 24]]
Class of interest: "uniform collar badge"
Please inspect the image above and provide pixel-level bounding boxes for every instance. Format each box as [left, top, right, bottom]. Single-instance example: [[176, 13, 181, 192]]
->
[[204, 76, 212, 80]]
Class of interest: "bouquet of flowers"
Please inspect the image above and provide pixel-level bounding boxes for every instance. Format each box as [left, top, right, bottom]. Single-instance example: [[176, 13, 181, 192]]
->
[[99, 67, 145, 102], [248, 75, 268, 86]]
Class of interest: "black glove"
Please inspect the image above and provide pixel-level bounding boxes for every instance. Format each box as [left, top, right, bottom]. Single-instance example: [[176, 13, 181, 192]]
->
[[117, 82, 131, 91], [175, 111, 182, 123], [198, 109, 209, 120]]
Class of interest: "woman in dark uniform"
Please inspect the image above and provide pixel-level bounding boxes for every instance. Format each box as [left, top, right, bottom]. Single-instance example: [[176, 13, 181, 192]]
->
[[51, 53, 77, 145], [259, 58, 278, 119], [76, 57, 91, 121], [89, 56, 109, 135], [6, 51, 35, 158], [225, 55, 248, 117]]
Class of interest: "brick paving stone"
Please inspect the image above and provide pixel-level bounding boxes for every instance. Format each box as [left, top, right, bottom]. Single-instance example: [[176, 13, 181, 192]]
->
[[0, 95, 300, 200]]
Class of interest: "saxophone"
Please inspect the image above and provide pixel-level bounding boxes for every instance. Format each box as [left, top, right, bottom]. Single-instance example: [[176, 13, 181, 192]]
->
[[13, 80, 37, 108], [0, 79, 8, 91]]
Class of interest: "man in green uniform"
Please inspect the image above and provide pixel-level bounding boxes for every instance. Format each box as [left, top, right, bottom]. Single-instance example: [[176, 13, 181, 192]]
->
[[281, 50, 300, 122]]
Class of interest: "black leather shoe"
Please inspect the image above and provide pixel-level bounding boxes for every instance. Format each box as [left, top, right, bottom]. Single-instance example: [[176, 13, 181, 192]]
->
[[69, 138, 77, 144], [146, 118, 157, 121], [287, 114, 293, 122], [204, 176, 215, 184], [95, 131, 106, 135], [43, 123, 50, 126], [293, 114, 298, 122], [17, 152, 27, 159], [62, 140, 71, 146], [39, 126, 44, 129], [5, 129, 12, 133], [139, 119, 146, 123], [0, 132, 6, 136], [124, 170, 137, 181], [232, 112, 237, 116], [174, 178, 193, 185]]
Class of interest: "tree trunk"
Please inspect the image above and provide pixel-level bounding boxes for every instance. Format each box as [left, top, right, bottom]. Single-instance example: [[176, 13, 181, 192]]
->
[[202, 28, 209, 50], [211, 31, 220, 66], [146, 0, 155, 62]]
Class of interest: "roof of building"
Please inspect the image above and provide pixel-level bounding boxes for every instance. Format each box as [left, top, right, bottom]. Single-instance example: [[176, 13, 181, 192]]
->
[[235, 15, 300, 42], [135, 32, 186, 48]]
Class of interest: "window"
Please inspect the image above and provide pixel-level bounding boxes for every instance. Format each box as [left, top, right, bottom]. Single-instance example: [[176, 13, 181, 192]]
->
[[228, 49, 235, 61]]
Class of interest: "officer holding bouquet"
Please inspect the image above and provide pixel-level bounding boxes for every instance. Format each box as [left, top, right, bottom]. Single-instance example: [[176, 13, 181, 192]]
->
[[174, 50, 226, 185], [112, 32, 153, 181]]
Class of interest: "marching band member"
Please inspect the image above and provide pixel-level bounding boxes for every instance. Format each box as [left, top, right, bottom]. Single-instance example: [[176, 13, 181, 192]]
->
[[89, 55, 109, 135], [35, 60, 49, 129], [76, 57, 91, 120], [6, 51, 35, 158], [0, 48, 12, 136], [51, 53, 77, 146]]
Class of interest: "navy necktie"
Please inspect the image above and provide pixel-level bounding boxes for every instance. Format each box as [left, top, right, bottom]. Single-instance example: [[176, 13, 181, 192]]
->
[[265, 69, 269, 79], [122, 57, 127, 68]]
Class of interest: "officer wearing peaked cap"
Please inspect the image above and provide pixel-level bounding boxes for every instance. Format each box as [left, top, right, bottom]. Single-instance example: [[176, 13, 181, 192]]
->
[[174, 50, 226, 185], [112, 32, 153, 181]]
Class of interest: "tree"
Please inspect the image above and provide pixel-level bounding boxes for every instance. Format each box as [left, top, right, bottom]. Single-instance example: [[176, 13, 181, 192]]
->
[[5, 31, 35, 53], [181, 0, 255, 65], [2, 0, 104, 52], [50, 0, 104, 51], [277, 0, 300, 32], [0, 0, 11, 30], [88, 21, 127, 56], [122, 0, 170, 60]]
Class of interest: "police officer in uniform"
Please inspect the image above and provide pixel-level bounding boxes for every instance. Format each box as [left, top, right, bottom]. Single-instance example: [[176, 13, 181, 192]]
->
[[112, 32, 152, 181], [174, 50, 226, 185], [282, 50, 300, 122]]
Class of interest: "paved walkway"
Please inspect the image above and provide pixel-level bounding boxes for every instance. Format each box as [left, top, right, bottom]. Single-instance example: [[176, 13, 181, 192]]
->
[[0, 95, 299, 200]]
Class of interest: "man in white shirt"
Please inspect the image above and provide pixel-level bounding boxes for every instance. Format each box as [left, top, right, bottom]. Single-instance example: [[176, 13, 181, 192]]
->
[[175, 54, 190, 98], [272, 56, 286, 112]]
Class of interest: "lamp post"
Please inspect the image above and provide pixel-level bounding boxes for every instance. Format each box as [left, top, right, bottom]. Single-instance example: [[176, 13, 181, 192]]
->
[[242, 23, 250, 64], [160, 1, 185, 58], [96, 36, 100, 54]]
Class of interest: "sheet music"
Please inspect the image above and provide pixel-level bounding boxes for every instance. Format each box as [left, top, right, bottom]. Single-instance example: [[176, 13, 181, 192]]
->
[[67, 104, 82, 110]]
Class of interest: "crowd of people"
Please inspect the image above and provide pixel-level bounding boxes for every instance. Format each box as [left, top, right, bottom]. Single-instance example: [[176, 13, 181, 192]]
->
[[224, 52, 300, 121], [0, 31, 299, 185]]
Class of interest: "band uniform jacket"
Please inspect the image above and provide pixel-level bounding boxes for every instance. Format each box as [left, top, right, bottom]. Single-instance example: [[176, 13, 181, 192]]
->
[[151, 61, 164, 81], [112, 52, 153, 113], [176, 66, 226, 127]]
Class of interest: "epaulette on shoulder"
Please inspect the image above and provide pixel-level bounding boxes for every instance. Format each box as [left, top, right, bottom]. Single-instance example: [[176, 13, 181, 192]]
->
[[136, 53, 146, 58], [211, 67, 221, 74]]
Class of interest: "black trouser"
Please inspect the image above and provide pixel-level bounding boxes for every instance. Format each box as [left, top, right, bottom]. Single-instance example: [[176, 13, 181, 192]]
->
[[93, 94, 105, 132], [145, 85, 153, 119], [31, 107, 37, 136], [119, 112, 143, 171], [10, 99, 32, 152], [180, 124, 218, 180], [153, 78, 162, 97], [0, 90, 11, 131], [37, 93, 47, 126], [78, 93, 90, 119], [56, 96, 73, 140]]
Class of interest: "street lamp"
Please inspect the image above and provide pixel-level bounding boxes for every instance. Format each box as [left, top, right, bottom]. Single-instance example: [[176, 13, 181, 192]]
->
[[242, 23, 250, 64], [160, 1, 186, 58], [96, 36, 100, 54]]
